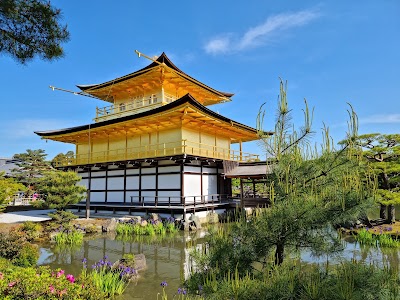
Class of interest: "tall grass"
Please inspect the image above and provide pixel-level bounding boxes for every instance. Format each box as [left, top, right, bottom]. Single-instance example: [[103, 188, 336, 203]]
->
[[356, 228, 400, 248], [116, 218, 178, 237], [84, 256, 136, 298], [53, 229, 83, 245]]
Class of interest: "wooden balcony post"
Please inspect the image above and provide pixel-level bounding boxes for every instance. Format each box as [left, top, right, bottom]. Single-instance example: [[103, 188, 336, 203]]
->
[[239, 140, 243, 162]]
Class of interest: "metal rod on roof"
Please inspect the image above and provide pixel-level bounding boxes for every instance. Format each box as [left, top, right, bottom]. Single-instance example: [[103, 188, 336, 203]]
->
[[134, 50, 161, 64], [48, 86, 101, 100], [134, 50, 230, 101]]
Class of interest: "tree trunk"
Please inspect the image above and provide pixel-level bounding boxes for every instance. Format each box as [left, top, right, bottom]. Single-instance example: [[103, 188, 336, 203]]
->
[[380, 204, 387, 220], [275, 243, 285, 265], [388, 204, 395, 224]]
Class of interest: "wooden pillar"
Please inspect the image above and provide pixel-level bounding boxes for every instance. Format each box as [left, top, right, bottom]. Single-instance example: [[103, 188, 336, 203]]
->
[[240, 178, 244, 209], [239, 140, 243, 162]]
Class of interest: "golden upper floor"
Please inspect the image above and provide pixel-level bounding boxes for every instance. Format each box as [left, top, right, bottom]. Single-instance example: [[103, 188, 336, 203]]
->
[[76, 53, 234, 122]]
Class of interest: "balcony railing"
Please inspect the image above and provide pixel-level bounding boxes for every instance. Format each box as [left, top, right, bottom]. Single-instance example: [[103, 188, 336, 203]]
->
[[94, 92, 177, 122], [53, 140, 259, 167]]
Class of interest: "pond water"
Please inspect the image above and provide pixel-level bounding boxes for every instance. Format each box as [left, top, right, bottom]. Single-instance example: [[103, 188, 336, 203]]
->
[[38, 231, 206, 300], [37, 230, 400, 300]]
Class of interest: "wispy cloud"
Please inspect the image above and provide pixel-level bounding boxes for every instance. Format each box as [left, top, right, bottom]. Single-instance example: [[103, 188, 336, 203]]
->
[[359, 114, 400, 125], [204, 9, 320, 55]]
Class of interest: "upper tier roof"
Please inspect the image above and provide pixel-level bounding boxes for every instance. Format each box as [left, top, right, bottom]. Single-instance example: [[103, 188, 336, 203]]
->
[[76, 52, 234, 105], [35, 94, 271, 144]]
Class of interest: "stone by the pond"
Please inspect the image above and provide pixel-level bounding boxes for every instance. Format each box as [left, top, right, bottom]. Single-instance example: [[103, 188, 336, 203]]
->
[[112, 253, 147, 281], [178, 218, 201, 231], [207, 212, 219, 224], [140, 220, 148, 227], [148, 213, 159, 221], [102, 218, 117, 232], [189, 215, 202, 229]]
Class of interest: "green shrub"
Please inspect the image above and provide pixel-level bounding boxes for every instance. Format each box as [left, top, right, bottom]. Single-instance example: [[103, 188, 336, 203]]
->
[[0, 258, 105, 299], [16, 221, 42, 241], [12, 243, 39, 267], [0, 232, 38, 266], [48, 210, 78, 225]]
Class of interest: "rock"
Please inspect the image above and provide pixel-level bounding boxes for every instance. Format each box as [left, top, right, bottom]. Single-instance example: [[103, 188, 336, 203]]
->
[[131, 216, 141, 223], [207, 212, 219, 224], [140, 220, 148, 227], [112, 253, 147, 281], [102, 218, 117, 232], [148, 213, 159, 221], [189, 215, 201, 229], [134, 253, 147, 271]]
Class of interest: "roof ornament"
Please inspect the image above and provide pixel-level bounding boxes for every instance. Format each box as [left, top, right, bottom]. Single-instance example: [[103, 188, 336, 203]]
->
[[48, 85, 100, 100]]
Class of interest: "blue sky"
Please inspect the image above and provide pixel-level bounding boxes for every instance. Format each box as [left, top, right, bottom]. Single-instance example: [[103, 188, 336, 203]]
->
[[1, 1, 399, 160]]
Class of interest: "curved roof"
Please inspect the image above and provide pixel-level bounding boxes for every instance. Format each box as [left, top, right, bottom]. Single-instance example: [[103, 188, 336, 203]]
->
[[77, 53, 233, 101], [35, 94, 271, 143]]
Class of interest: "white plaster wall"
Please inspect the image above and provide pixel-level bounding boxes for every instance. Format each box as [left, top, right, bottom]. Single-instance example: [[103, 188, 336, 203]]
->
[[141, 175, 156, 189], [91, 171, 106, 177], [202, 174, 218, 200], [203, 167, 216, 174], [184, 174, 201, 201], [158, 166, 180, 173], [107, 177, 124, 190], [79, 179, 88, 189], [91, 178, 106, 190], [142, 191, 156, 203], [158, 174, 180, 189], [78, 172, 88, 178], [106, 192, 124, 202], [126, 169, 139, 175], [184, 166, 201, 173], [157, 190, 181, 203], [125, 191, 139, 203], [108, 170, 124, 176], [126, 176, 139, 189], [90, 192, 105, 202], [142, 167, 156, 174]]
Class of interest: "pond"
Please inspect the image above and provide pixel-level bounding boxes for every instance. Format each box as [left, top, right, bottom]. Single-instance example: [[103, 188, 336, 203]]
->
[[37, 229, 400, 299], [38, 231, 206, 299]]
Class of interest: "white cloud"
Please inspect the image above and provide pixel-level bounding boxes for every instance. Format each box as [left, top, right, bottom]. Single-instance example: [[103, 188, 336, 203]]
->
[[359, 114, 400, 125], [204, 9, 320, 55]]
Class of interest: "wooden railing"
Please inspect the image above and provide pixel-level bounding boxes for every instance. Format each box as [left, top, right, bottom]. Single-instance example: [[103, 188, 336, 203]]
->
[[52, 140, 259, 167], [94, 92, 177, 122]]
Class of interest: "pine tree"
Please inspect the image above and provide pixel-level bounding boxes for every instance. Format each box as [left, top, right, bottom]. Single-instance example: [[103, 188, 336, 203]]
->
[[0, 172, 26, 208], [355, 133, 400, 223], [0, 0, 69, 64], [11, 149, 53, 190], [36, 170, 86, 211], [203, 80, 375, 272]]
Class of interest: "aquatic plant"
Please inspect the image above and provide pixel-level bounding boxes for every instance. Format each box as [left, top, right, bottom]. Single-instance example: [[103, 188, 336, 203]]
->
[[53, 228, 84, 245], [356, 228, 376, 246], [87, 255, 136, 297], [356, 228, 400, 248]]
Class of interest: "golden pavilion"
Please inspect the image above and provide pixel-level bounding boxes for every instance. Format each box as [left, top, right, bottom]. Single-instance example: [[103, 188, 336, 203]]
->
[[35, 52, 269, 217]]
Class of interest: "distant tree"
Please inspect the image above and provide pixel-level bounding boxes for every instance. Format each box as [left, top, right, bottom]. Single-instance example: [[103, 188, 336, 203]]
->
[[0, 172, 26, 208], [36, 170, 86, 211], [0, 0, 69, 64], [52, 150, 74, 167], [11, 149, 53, 190], [355, 133, 400, 223]]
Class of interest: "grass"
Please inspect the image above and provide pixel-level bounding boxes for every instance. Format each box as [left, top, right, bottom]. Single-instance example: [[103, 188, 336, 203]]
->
[[53, 229, 84, 245], [116, 218, 178, 236], [356, 228, 400, 248]]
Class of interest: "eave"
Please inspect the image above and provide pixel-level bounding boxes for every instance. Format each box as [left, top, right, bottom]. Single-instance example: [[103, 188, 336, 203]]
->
[[35, 94, 272, 144], [76, 53, 233, 105]]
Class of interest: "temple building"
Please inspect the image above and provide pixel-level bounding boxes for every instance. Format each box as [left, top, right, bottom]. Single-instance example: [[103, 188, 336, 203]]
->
[[35, 52, 270, 217]]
